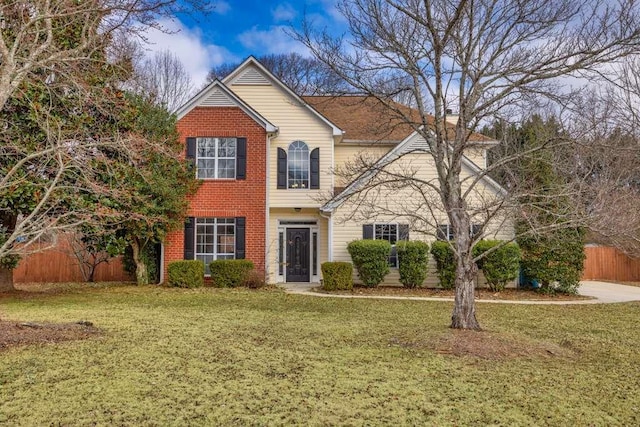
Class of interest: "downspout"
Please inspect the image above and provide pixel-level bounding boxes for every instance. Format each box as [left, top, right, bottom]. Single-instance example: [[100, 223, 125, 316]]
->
[[319, 209, 333, 261], [265, 130, 277, 282]]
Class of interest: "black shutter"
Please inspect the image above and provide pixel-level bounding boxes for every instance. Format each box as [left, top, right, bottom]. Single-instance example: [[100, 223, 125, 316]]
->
[[186, 137, 197, 176], [436, 225, 448, 241], [186, 137, 196, 159], [236, 138, 247, 180], [277, 148, 287, 189], [363, 224, 374, 239], [235, 217, 246, 259], [184, 217, 195, 260], [310, 147, 320, 189], [399, 224, 409, 240]]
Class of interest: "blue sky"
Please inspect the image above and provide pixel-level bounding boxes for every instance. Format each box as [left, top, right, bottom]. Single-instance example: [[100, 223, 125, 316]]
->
[[145, 1, 346, 87]]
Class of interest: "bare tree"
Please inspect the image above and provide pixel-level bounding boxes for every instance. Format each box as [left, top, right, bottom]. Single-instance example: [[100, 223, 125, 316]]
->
[[297, 0, 640, 329], [0, 0, 208, 112], [132, 49, 195, 112]]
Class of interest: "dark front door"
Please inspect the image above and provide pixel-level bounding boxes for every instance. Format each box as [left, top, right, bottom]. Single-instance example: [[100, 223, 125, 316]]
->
[[286, 228, 310, 282]]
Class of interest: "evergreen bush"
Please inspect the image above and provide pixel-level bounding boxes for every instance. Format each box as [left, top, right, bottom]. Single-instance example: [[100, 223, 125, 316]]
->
[[347, 239, 391, 287], [321, 262, 353, 290], [430, 241, 456, 289], [396, 241, 429, 288], [209, 259, 254, 288], [472, 240, 521, 291], [167, 260, 204, 288]]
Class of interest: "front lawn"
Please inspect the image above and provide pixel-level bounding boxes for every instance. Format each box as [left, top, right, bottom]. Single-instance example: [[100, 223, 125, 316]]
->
[[1, 284, 638, 425]]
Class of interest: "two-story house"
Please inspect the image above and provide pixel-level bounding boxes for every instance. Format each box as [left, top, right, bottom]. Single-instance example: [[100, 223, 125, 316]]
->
[[161, 57, 513, 286]]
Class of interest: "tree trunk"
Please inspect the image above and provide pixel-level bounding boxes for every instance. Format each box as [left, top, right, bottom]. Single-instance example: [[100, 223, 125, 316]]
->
[[451, 257, 480, 330], [131, 238, 149, 286], [0, 267, 15, 292], [448, 183, 481, 330]]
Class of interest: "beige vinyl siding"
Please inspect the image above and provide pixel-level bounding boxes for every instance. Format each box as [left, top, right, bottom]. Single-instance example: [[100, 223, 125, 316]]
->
[[464, 147, 486, 168], [334, 144, 392, 186], [330, 148, 515, 288], [230, 74, 335, 208], [267, 208, 328, 283]]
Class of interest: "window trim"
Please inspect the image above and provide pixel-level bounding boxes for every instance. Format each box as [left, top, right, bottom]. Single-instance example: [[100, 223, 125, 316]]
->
[[287, 140, 310, 189], [373, 222, 403, 268], [437, 223, 482, 241], [194, 217, 236, 275], [195, 137, 237, 180]]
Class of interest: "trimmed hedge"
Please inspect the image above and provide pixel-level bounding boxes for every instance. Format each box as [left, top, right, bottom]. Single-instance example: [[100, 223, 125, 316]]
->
[[472, 240, 521, 291], [430, 241, 456, 290], [321, 262, 353, 291], [396, 241, 429, 288], [518, 227, 585, 294], [167, 260, 204, 288], [209, 260, 254, 288], [347, 239, 391, 287]]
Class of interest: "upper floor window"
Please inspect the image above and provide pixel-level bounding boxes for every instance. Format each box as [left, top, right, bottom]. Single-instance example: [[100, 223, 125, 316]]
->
[[196, 137, 236, 179], [288, 141, 309, 189]]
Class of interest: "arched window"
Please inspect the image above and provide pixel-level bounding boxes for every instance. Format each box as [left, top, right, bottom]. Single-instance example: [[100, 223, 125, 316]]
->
[[288, 141, 309, 189]]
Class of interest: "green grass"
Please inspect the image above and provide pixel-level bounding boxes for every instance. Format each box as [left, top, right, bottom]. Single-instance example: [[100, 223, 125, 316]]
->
[[1, 285, 639, 426]]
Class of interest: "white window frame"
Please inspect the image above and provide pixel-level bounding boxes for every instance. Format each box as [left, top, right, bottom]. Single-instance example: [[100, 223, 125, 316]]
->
[[287, 140, 310, 189], [373, 223, 401, 267], [194, 218, 236, 275], [196, 137, 236, 180], [437, 223, 482, 241]]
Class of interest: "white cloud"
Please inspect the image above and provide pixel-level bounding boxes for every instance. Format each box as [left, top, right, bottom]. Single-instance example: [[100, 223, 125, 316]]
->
[[212, 1, 231, 15], [238, 25, 309, 56], [143, 18, 239, 89], [272, 3, 297, 22]]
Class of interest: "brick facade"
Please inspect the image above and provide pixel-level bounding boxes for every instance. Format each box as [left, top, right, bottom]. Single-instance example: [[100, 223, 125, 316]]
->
[[163, 107, 268, 280]]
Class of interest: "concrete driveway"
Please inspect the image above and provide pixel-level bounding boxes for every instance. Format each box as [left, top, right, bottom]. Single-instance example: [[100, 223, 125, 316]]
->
[[578, 280, 640, 303]]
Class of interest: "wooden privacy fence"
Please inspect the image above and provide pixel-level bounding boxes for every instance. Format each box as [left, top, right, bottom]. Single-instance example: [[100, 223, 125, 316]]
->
[[582, 246, 640, 282], [14, 238, 132, 283]]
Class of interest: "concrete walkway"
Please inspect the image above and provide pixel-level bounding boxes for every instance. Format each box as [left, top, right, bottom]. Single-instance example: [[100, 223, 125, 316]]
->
[[279, 280, 640, 305]]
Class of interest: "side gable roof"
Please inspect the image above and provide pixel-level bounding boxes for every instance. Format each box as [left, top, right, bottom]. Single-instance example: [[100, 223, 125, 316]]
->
[[321, 129, 506, 213], [175, 79, 278, 133], [222, 56, 344, 137], [304, 95, 496, 144]]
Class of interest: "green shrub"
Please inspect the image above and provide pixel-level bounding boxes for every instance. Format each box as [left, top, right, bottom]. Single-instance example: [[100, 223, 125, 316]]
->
[[209, 259, 254, 288], [430, 241, 456, 290], [321, 262, 353, 290], [517, 227, 585, 294], [243, 270, 267, 289], [472, 240, 521, 291], [347, 239, 391, 287], [396, 241, 429, 288], [167, 260, 204, 288]]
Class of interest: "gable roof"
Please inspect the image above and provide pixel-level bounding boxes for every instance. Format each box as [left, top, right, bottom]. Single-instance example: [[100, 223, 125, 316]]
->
[[222, 56, 344, 137], [321, 128, 506, 213], [175, 79, 278, 133], [303, 95, 495, 144]]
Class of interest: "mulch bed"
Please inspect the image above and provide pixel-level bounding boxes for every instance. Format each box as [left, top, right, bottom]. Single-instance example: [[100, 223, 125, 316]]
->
[[0, 320, 101, 351], [315, 286, 591, 300]]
